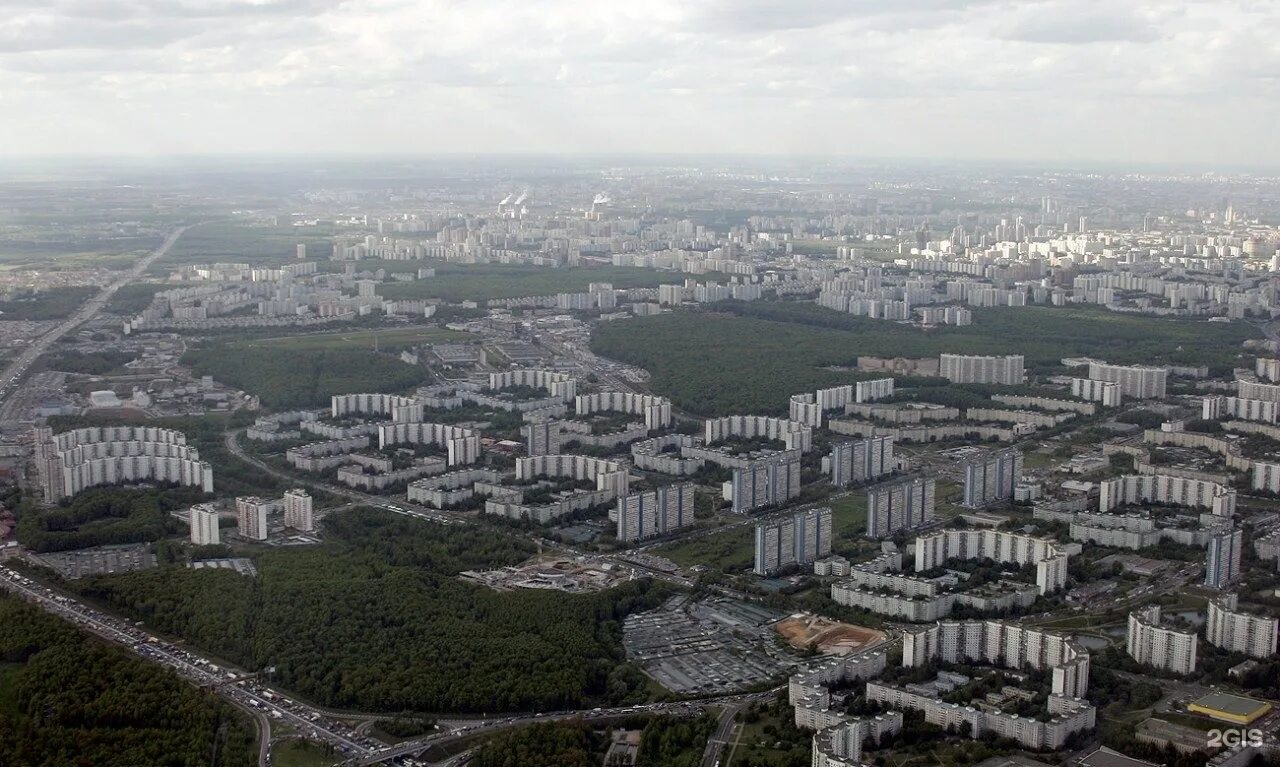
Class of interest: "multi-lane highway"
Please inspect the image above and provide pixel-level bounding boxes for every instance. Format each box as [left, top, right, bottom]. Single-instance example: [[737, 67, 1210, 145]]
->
[[0, 225, 191, 418]]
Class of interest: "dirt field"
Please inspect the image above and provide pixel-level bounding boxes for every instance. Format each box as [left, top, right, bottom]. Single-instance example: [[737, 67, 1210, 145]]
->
[[775, 614, 886, 655]]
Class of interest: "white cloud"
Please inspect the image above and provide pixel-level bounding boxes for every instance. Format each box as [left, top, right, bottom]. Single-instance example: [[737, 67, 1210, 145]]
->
[[0, 0, 1276, 164]]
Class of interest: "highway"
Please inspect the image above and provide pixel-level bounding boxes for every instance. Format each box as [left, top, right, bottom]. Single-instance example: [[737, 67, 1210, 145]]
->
[[0, 225, 191, 418], [0, 565, 379, 763]]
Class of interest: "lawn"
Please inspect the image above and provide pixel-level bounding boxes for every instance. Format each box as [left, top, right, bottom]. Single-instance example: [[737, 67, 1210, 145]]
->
[[654, 524, 755, 572], [230, 326, 469, 353]]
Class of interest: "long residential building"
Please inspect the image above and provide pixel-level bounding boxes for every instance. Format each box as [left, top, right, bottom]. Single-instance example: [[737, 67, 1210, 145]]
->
[[1087, 361, 1168, 399], [914, 528, 1069, 594], [615, 483, 695, 543], [377, 422, 481, 465], [866, 476, 936, 538], [1128, 606, 1198, 674], [487, 369, 577, 401], [1202, 395, 1279, 424], [574, 391, 672, 429], [753, 507, 832, 575], [330, 392, 422, 422], [961, 448, 1022, 508], [902, 620, 1091, 698], [35, 426, 214, 503], [938, 354, 1025, 385], [827, 436, 895, 487], [1206, 594, 1279, 659], [705, 415, 814, 452], [1237, 379, 1280, 404], [516, 454, 630, 496], [1099, 473, 1236, 517]]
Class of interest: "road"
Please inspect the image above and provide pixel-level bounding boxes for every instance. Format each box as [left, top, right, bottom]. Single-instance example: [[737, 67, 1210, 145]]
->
[[0, 564, 379, 762], [699, 696, 759, 767], [0, 225, 191, 418]]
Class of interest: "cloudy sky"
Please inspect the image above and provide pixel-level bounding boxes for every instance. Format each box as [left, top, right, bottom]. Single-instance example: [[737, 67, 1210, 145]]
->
[[1, 0, 1278, 165]]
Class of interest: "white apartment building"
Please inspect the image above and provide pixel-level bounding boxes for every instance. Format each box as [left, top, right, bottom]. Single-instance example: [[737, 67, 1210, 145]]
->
[[914, 528, 1068, 595], [1205, 527, 1243, 589], [827, 436, 895, 487], [855, 378, 895, 403], [866, 476, 936, 538], [1237, 379, 1280, 403], [283, 489, 314, 532], [730, 451, 801, 513], [939, 354, 1026, 385], [189, 503, 221, 546], [1098, 473, 1236, 517], [902, 620, 1091, 699], [1206, 595, 1279, 659], [236, 496, 275, 541], [961, 448, 1022, 507], [1202, 395, 1279, 424], [615, 483, 695, 543], [1128, 606, 1197, 674], [754, 507, 832, 575], [1087, 361, 1168, 399], [1071, 377, 1122, 407]]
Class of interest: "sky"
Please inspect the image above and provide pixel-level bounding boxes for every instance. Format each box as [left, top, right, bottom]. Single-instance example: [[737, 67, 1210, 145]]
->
[[1, 0, 1279, 166]]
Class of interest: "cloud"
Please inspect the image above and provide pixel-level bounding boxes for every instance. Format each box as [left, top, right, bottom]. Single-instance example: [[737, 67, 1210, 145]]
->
[[0, 0, 1276, 164]]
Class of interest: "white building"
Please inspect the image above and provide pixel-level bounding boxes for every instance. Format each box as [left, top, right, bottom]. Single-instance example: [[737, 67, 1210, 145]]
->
[[189, 503, 221, 546], [753, 507, 832, 575], [961, 448, 1022, 507], [914, 528, 1068, 595], [827, 437, 895, 487], [1128, 605, 1197, 674], [1087, 361, 1167, 399], [615, 483, 695, 543], [1206, 594, 1279, 659], [235, 496, 275, 541], [866, 476, 936, 538], [1071, 377, 1122, 407], [1099, 473, 1236, 517], [283, 488, 314, 532], [939, 354, 1025, 385], [1205, 527, 1243, 589]]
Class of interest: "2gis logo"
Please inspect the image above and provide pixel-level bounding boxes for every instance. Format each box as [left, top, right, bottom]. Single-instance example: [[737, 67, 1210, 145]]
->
[[1207, 728, 1265, 748]]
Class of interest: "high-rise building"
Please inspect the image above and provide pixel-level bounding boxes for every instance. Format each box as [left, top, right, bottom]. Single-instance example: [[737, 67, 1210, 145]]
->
[[938, 354, 1025, 385], [1206, 595, 1279, 659], [961, 448, 1022, 507], [753, 507, 832, 575], [1128, 606, 1197, 675], [522, 418, 562, 457], [616, 483, 695, 543], [731, 451, 801, 513], [1205, 527, 1243, 589], [283, 488, 314, 532], [189, 503, 221, 546], [235, 496, 273, 541], [1087, 361, 1167, 400], [827, 437, 895, 487], [866, 476, 936, 538]]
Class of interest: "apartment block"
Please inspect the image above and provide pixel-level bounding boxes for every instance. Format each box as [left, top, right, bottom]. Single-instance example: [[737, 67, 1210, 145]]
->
[[753, 507, 833, 575], [939, 354, 1025, 385], [866, 476, 936, 538]]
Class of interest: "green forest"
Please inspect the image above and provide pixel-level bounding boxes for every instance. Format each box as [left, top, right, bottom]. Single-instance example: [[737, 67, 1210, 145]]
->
[[71, 508, 669, 713], [15, 486, 200, 553], [182, 342, 430, 409], [0, 592, 258, 767], [590, 303, 1258, 415], [0, 286, 98, 320]]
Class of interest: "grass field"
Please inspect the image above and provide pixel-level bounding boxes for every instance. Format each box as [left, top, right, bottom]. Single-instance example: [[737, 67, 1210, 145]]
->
[[591, 303, 1259, 416], [272, 739, 341, 767], [151, 221, 342, 273], [228, 326, 470, 353], [374, 261, 699, 302]]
